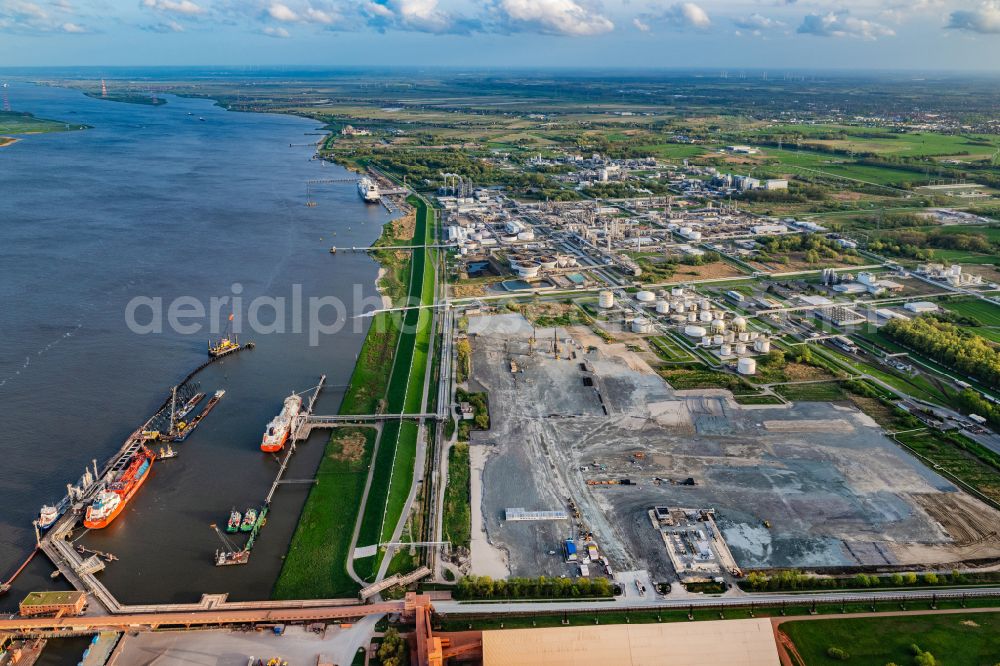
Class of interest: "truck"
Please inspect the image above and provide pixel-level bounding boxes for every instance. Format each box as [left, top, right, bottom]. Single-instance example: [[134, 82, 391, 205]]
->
[[969, 414, 987, 425], [564, 539, 577, 562]]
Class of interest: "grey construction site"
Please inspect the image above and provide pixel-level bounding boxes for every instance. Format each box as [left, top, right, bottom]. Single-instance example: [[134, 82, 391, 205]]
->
[[461, 312, 1000, 589]]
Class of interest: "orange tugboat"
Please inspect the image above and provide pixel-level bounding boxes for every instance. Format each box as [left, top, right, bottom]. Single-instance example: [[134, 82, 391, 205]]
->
[[83, 445, 154, 529], [260, 393, 302, 453]]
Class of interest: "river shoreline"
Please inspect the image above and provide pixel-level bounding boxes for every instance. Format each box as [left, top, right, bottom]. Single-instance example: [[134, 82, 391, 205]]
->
[[1, 83, 390, 607]]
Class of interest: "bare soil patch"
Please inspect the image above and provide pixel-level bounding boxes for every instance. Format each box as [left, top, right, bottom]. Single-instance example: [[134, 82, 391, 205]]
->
[[330, 431, 366, 464]]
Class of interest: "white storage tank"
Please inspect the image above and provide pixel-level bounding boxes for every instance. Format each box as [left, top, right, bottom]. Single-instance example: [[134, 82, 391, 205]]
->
[[685, 325, 708, 338], [738, 331, 750, 342], [738, 357, 757, 375], [688, 312, 698, 323], [518, 231, 536, 241], [754, 338, 771, 353], [712, 334, 724, 345], [711, 318, 726, 333], [701, 336, 712, 346], [719, 344, 732, 357], [699, 298, 711, 311], [735, 343, 747, 355], [632, 318, 654, 334], [733, 316, 748, 332], [699, 311, 713, 323], [598, 290, 615, 309], [671, 287, 685, 297], [749, 331, 760, 341], [674, 303, 686, 314], [636, 290, 656, 303], [656, 300, 670, 314], [724, 331, 735, 343], [689, 301, 699, 311], [670, 314, 686, 324]]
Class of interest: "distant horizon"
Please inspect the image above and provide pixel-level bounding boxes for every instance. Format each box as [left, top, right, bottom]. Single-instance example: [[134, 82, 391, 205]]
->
[[3, 65, 1000, 79], [2, 1, 1000, 73]]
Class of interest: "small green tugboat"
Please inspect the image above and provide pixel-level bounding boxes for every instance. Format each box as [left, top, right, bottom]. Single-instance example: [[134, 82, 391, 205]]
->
[[241, 507, 258, 532], [226, 508, 241, 534]]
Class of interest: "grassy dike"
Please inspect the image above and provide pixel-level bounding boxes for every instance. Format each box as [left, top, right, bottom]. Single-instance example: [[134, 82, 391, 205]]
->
[[354, 196, 436, 580], [272, 209, 415, 599]]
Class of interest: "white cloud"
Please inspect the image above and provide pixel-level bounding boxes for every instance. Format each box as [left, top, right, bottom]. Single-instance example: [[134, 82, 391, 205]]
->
[[0, 0, 92, 33], [632, 16, 649, 32], [262, 24, 291, 36], [362, 0, 468, 33], [497, 0, 615, 36], [672, 2, 710, 29], [734, 13, 782, 31], [638, 2, 710, 32], [267, 2, 299, 22], [141, 0, 204, 16], [303, 6, 335, 24], [797, 11, 894, 39], [947, 1, 1000, 33], [8, 0, 47, 19]]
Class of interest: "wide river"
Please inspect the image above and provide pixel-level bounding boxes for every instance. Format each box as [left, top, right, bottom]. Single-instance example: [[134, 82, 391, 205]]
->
[[0, 83, 389, 608]]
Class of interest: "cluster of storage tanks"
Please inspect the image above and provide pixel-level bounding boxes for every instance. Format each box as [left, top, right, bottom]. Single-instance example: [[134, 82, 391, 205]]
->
[[647, 288, 772, 375], [684, 314, 770, 375], [597, 287, 766, 374], [666, 222, 703, 241], [502, 219, 536, 243], [508, 253, 580, 278]]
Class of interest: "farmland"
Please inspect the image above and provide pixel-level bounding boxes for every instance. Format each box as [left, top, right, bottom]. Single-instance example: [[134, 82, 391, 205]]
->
[[781, 612, 1000, 666]]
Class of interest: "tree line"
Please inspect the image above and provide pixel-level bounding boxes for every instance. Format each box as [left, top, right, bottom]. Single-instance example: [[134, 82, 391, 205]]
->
[[456, 575, 614, 600], [882, 316, 1000, 388]]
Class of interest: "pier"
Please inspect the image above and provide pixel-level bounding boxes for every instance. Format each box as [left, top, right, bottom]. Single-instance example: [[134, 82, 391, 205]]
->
[[30, 352, 241, 608], [0, 548, 38, 595], [331, 244, 456, 253], [214, 376, 327, 566]]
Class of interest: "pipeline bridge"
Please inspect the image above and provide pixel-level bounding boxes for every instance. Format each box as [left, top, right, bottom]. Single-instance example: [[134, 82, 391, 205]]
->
[[0, 600, 404, 635]]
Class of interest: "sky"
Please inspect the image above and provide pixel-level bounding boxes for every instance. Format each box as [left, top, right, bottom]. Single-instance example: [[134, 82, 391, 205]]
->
[[1, 0, 1000, 71]]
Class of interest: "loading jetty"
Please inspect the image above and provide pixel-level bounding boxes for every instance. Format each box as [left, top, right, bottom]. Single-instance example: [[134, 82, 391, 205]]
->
[[0, 549, 38, 595], [28, 350, 241, 609], [213, 375, 325, 567]]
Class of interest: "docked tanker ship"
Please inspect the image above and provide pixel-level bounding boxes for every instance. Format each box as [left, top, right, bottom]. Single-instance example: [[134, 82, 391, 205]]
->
[[83, 446, 154, 529], [260, 393, 302, 453]]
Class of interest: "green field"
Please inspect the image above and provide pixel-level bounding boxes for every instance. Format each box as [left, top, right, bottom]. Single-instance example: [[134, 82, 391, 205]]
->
[[272, 428, 377, 599], [658, 366, 754, 393], [927, 248, 998, 264], [442, 443, 471, 550], [0, 110, 83, 137], [943, 298, 1000, 327], [774, 381, 846, 402], [648, 335, 696, 363], [895, 430, 1000, 504], [782, 612, 1000, 665], [942, 298, 1000, 344], [935, 223, 1000, 243], [355, 196, 435, 578], [273, 215, 409, 598]]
